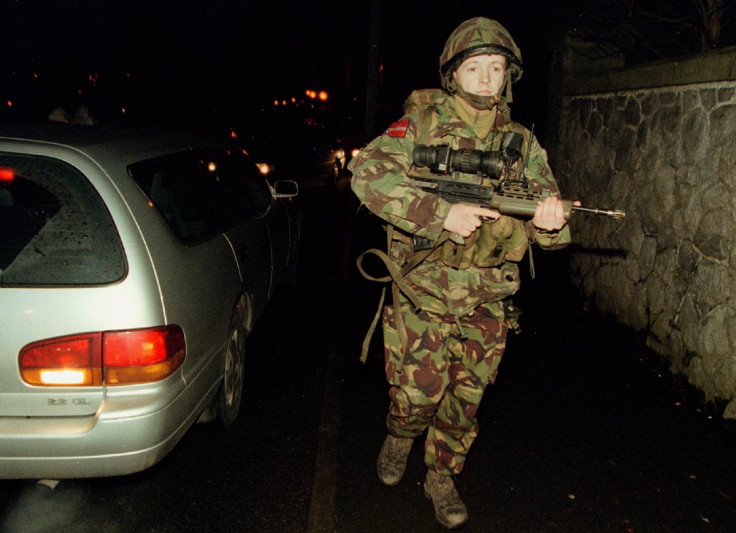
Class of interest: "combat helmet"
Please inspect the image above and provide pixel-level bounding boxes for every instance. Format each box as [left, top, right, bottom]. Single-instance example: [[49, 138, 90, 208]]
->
[[440, 17, 522, 105]]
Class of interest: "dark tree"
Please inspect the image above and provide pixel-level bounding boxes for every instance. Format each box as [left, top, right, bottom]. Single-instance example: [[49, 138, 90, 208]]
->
[[563, 0, 735, 65]]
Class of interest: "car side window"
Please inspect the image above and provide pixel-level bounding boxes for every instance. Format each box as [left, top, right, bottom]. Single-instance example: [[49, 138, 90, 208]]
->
[[0, 153, 126, 286], [226, 147, 272, 217], [131, 152, 219, 243], [130, 146, 273, 244]]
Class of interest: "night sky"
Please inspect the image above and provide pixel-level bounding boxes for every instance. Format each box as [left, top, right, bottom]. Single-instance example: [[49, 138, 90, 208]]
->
[[1, 0, 583, 136]]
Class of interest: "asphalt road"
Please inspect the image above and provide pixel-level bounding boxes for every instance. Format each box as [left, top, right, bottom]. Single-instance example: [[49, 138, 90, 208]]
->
[[2, 177, 736, 532]]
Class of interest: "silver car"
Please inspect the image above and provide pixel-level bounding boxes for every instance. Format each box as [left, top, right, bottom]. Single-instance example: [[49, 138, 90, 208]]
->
[[0, 125, 300, 479]]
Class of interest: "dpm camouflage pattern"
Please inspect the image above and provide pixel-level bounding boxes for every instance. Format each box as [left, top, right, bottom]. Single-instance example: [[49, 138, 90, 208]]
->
[[439, 17, 523, 90], [383, 297, 507, 475], [349, 86, 571, 476], [349, 88, 571, 317]]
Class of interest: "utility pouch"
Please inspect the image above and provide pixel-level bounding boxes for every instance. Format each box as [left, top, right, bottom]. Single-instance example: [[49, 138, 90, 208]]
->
[[439, 229, 478, 269], [504, 218, 530, 262], [435, 217, 518, 270], [472, 216, 514, 267]]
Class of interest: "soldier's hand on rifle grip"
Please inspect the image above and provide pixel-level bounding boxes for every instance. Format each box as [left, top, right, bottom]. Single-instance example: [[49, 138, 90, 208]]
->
[[532, 197, 580, 232], [444, 203, 500, 237]]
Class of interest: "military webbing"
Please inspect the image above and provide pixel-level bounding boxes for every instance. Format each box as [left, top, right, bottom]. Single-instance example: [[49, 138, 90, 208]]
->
[[418, 103, 434, 147], [355, 226, 452, 363], [528, 236, 536, 279], [354, 93, 536, 363], [355, 99, 444, 364]]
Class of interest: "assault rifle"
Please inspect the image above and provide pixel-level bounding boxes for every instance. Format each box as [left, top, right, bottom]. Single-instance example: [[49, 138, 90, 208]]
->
[[410, 134, 625, 220], [411, 176, 626, 219]]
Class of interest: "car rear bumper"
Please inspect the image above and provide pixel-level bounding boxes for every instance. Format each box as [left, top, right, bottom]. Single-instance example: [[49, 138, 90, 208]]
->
[[0, 372, 221, 479]]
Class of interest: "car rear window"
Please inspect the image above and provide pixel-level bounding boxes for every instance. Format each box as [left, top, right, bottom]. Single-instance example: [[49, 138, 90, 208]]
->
[[0, 153, 126, 286], [129, 146, 272, 244]]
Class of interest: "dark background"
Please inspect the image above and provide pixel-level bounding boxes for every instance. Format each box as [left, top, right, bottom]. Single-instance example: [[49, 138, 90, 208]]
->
[[0, 0, 587, 138], [4, 4, 736, 529]]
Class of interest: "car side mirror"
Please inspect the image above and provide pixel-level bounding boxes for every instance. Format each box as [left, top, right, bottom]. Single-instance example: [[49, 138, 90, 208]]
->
[[271, 179, 298, 198]]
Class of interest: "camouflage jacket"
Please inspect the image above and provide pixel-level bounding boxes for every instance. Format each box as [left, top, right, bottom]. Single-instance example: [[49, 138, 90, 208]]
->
[[350, 89, 571, 317]]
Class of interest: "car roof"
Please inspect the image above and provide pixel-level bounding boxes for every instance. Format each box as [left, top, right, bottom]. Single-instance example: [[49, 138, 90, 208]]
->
[[0, 124, 221, 163]]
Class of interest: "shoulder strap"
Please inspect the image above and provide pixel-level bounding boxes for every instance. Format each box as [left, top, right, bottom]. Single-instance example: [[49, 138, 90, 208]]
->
[[355, 247, 417, 364], [403, 89, 442, 147], [417, 106, 434, 147], [355, 229, 452, 363]]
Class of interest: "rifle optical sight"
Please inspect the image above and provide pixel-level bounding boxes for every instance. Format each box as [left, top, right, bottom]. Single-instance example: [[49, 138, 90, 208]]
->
[[412, 131, 523, 177]]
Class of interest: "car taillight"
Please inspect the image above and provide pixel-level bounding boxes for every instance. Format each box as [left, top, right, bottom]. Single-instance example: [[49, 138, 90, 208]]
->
[[19, 334, 103, 386], [0, 167, 14, 181], [103, 327, 185, 385], [19, 326, 186, 387]]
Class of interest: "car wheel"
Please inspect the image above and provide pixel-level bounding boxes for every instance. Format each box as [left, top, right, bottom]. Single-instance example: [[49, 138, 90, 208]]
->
[[217, 302, 247, 428]]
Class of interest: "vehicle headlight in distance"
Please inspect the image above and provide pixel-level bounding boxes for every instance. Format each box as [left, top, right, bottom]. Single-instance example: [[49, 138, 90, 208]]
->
[[256, 162, 273, 175]]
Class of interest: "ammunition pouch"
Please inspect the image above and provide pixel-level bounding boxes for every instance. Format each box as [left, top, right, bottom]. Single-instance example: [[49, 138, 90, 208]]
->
[[435, 216, 528, 270]]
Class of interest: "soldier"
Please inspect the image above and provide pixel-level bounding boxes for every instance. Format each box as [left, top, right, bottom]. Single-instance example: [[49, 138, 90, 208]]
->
[[349, 17, 571, 529]]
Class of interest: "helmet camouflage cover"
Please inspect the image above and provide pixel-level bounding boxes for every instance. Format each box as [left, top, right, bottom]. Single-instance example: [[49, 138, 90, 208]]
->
[[440, 17, 523, 92]]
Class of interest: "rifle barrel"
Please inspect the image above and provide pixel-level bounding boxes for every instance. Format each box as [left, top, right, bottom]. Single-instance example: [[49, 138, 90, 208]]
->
[[572, 206, 626, 219]]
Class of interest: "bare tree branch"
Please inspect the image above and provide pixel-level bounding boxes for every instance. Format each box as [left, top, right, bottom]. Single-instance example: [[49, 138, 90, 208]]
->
[[561, 0, 736, 65]]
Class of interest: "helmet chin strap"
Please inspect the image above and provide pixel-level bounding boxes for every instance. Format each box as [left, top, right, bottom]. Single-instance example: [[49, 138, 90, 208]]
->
[[451, 69, 513, 115], [503, 69, 514, 103], [454, 84, 498, 110]]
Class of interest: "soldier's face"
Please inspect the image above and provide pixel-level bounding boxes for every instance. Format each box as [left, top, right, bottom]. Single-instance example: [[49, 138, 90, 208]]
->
[[454, 54, 507, 97]]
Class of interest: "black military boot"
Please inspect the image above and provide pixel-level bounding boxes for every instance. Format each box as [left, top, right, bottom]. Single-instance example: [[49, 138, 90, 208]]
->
[[424, 469, 468, 529], [376, 434, 413, 486]]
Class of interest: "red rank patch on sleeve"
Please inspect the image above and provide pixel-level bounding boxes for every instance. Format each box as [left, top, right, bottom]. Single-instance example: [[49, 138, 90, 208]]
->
[[387, 119, 410, 138]]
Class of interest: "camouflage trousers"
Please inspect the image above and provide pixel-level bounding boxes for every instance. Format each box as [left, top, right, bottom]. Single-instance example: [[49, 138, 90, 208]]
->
[[382, 296, 507, 475]]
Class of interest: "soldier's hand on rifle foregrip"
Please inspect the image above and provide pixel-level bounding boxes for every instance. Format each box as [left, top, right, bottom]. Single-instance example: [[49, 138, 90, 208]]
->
[[444, 203, 500, 237], [532, 197, 579, 232]]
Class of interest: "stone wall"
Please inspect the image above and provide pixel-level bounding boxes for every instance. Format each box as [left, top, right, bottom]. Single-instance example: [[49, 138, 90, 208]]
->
[[550, 42, 736, 412]]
